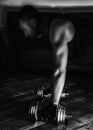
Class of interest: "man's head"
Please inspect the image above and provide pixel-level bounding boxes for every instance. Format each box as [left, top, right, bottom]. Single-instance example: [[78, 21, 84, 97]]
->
[[18, 5, 39, 39]]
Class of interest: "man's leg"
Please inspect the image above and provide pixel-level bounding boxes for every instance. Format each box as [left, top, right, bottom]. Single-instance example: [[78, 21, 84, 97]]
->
[[49, 19, 75, 105]]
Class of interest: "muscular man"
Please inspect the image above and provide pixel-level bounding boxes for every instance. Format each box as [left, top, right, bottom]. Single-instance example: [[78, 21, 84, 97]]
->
[[17, 6, 75, 121], [38, 19, 75, 120]]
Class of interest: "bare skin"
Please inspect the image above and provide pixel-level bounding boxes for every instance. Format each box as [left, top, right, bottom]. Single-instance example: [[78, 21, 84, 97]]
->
[[49, 19, 75, 105], [19, 17, 37, 38], [19, 17, 75, 106]]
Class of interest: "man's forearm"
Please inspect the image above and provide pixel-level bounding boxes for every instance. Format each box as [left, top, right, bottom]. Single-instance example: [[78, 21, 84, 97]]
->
[[52, 44, 68, 105], [53, 70, 66, 105]]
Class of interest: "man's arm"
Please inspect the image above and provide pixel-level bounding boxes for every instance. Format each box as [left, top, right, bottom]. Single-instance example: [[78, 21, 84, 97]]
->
[[49, 19, 75, 105], [53, 38, 68, 105]]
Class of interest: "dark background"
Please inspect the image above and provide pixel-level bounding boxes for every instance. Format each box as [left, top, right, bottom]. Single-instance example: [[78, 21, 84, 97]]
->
[[0, 6, 93, 79]]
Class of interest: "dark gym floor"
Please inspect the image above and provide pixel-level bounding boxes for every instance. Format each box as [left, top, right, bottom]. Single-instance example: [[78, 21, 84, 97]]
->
[[0, 70, 93, 130]]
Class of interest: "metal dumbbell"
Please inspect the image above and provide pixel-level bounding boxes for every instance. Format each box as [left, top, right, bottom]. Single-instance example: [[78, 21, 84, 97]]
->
[[28, 103, 38, 122], [37, 86, 44, 98], [56, 105, 68, 125]]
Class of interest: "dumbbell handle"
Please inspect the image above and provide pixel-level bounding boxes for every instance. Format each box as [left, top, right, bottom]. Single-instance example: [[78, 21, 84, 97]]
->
[[44, 93, 69, 98], [61, 93, 69, 97]]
